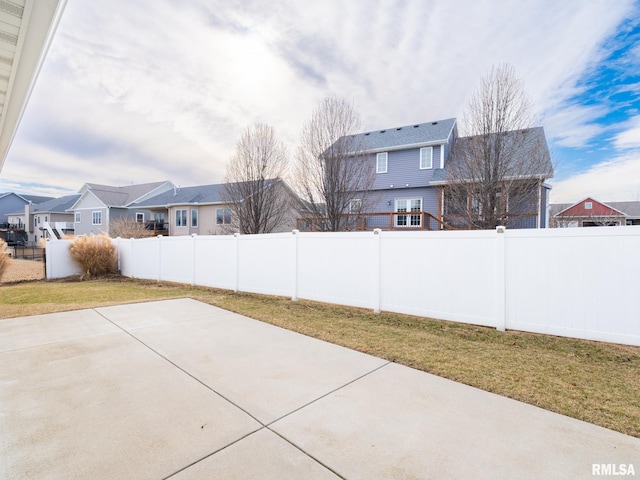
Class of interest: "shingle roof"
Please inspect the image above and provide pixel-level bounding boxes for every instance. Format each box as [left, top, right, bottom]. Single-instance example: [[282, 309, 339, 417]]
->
[[0, 192, 53, 204], [350, 118, 457, 152], [432, 127, 553, 184], [132, 179, 281, 208], [549, 203, 572, 217], [86, 182, 169, 207], [32, 194, 81, 213], [608, 201, 640, 217], [22, 194, 55, 204], [551, 200, 640, 218]]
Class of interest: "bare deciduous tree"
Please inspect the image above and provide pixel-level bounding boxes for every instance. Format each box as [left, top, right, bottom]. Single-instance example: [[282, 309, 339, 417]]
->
[[224, 123, 291, 234], [445, 64, 553, 229], [109, 217, 154, 239], [294, 96, 375, 231]]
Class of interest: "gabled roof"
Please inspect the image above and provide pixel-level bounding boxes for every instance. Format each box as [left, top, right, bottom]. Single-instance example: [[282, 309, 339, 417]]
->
[[0, 192, 53, 204], [132, 179, 282, 208], [22, 194, 55, 204], [431, 127, 553, 185], [72, 181, 173, 209], [350, 118, 457, 153], [607, 201, 640, 218], [32, 194, 81, 213], [552, 198, 639, 218]]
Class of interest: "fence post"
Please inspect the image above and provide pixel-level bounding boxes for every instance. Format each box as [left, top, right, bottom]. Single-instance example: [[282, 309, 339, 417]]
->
[[373, 229, 382, 314], [45, 238, 51, 280], [495, 226, 506, 331], [291, 229, 299, 301], [234, 233, 240, 293], [191, 234, 197, 286], [157, 235, 163, 282], [130, 237, 135, 279], [115, 237, 121, 273]]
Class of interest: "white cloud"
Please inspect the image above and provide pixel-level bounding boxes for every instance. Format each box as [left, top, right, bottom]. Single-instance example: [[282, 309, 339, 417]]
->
[[0, 0, 636, 196], [550, 153, 640, 203], [614, 116, 640, 149]]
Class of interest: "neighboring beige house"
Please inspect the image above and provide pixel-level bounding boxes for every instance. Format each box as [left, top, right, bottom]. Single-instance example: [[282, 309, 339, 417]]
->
[[68, 181, 176, 236], [131, 179, 302, 235]]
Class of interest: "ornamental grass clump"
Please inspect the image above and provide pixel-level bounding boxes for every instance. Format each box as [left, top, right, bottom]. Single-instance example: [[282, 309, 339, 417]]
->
[[0, 239, 11, 281], [69, 234, 118, 279]]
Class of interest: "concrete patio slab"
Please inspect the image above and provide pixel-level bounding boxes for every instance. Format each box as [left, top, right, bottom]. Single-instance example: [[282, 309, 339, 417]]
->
[[1, 299, 639, 480], [94, 297, 228, 330], [128, 311, 388, 424], [0, 329, 261, 480], [0, 309, 120, 352], [272, 361, 640, 480], [170, 428, 340, 480]]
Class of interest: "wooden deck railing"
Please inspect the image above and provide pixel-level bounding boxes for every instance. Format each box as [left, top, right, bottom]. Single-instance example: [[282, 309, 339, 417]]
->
[[296, 212, 456, 232]]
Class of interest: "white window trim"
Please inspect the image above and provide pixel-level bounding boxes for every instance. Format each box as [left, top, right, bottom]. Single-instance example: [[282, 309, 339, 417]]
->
[[420, 147, 433, 169], [394, 197, 423, 227], [585, 201, 593, 210], [92, 211, 102, 225], [349, 199, 362, 213], [216, 208, 232, 225], [175, 209, 187, 227], [376, 152, 388, 174], [75, 212, 81, 223], [136, 212, 145, 223], [191, 209, 198, 228]]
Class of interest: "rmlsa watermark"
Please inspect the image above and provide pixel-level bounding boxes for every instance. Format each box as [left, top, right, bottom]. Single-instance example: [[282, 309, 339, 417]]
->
[[592, 464, 636, 476]]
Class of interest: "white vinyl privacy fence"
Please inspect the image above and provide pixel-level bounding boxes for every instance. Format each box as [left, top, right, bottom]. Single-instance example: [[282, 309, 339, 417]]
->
[[46, 227, 640, 346]]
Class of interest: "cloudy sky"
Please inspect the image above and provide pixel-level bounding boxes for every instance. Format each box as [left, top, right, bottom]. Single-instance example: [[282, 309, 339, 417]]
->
[[0, 0, 638, 203]]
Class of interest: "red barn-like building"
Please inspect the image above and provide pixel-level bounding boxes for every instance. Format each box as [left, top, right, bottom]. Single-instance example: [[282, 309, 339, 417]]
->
[[550, 197, 640, 227]]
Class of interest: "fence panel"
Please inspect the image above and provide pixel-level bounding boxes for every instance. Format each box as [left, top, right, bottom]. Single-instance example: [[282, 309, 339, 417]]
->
[[379, 230, 497, 326], [237, 233, 294, 296], [157, 235, 195, 285], [118, 237, 160, 280], [45, 240, 82, 279], [505, 227, 640, 345], [47, 228, 640, 347], [193, 235, 237, 289], [297, 232, 375, 309]]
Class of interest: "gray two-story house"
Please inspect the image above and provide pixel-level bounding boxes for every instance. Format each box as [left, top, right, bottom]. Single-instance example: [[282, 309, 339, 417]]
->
[[351, 118, 458, 230], [337, 118, 553, 230]]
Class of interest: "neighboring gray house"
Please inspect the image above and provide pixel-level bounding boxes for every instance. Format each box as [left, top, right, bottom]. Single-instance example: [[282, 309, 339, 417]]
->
[[1, 192, 54, 245], [69, 181, 175, 236], [131, 178, 302, 236], [7, 194, 80, 243], [308, 118, 553, 230], [0, 192, 53, 226]]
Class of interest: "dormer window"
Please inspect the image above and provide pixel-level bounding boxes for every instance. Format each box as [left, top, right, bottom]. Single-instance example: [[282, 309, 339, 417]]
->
[[377, 152, 388, 173], [420, 147, 433, 169]]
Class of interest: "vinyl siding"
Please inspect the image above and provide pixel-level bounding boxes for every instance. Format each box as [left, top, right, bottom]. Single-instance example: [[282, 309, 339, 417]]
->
[[74, 207, 108, 236], [372, 145, 443, 190], [369, 187, 437, 214], [540, 186, 549, 228], [361, 186, 440, 229], [0, 195, 28, 224]]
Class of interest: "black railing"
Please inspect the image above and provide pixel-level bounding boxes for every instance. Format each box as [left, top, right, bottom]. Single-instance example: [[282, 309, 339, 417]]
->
[[145, 221, 168, 233]]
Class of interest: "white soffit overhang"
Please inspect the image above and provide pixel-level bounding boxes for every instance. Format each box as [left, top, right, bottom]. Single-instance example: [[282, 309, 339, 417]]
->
[[0, 0, 67, 172]]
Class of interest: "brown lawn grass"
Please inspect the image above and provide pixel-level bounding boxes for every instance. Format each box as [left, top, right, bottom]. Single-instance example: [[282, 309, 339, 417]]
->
[[1, 277, 638, 438]]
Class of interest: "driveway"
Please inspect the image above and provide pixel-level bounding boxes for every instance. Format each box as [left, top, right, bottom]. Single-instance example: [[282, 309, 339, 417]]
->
[[1, 298, 638, 479]]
